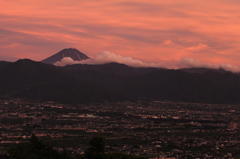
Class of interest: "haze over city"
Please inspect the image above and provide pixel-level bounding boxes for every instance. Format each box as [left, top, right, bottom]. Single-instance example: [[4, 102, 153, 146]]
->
[[1, 0, 240, 71]]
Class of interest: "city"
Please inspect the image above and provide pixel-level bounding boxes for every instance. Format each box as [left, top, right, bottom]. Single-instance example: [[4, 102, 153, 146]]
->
[[0, 98, 239, 158]]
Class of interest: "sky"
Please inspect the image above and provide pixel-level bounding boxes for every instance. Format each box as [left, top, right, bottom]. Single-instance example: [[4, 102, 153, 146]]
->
[[1, 0, 240, 70]]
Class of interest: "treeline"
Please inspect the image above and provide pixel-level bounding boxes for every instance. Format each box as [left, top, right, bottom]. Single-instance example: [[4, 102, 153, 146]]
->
[[2, 135, 145, 159]]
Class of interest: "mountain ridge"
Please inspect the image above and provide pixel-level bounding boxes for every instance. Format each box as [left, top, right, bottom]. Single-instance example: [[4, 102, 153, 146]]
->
[[1, 56, 240, 104], [0, 59, 125, 103]]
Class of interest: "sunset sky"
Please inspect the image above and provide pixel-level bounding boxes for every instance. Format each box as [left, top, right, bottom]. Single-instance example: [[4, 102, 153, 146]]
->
[[1, 0, 240, 69]]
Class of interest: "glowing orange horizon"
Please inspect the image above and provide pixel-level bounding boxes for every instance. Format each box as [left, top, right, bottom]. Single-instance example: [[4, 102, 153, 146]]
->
[[0, 0, 240, 69]]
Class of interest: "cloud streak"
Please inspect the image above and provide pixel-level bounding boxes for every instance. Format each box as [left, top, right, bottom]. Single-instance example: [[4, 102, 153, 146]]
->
[[0, 0, 240, 69], [178, 57, 240, 73], [55, 54, 240, 73]]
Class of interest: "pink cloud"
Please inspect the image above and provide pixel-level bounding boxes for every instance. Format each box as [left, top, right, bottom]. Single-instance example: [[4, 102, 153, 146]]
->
[[187, 43, 210, 52], [178, 57, 218, 69], [0, 0, 240, 69], [178, 57, 240, 73], [55, 51, 165, 68]]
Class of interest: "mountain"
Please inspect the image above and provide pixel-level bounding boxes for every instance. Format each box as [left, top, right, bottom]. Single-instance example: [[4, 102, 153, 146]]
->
[[121, 70, 240, 103], [2, 58, 240, 104], [62, 63, 240, 104], [0, 61, 11, 68], [41, 48, 91, 64], [0, 59, 124, 103], [179, 68, 228, 74], [62, 62, 163, 76]]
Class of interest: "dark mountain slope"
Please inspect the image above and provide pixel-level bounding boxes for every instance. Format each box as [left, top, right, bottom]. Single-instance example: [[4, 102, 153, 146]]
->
[[41, 48, 91, 64], [179, 68, 227, 74], [0, 59, 72, 86], [122, 70, 237, 103], [202, 71, 240, 87], [1, 58, 240, 104], [0, 61, 11, 68], [63, 62, 162, 76], [63, 66, 240, 104], [0, 59, 124, 103]]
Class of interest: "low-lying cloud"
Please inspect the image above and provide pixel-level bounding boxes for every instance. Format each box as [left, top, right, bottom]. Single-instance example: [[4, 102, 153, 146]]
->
[[177, 57, 219, 69], [54, 51, 165, 68], [54, 53, 240, 73], [54, 57, 86, 67], [178, 57, 240, 73]]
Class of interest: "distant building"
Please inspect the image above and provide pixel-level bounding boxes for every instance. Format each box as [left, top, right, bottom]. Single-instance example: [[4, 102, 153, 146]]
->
[[229, 122, 238, 130]]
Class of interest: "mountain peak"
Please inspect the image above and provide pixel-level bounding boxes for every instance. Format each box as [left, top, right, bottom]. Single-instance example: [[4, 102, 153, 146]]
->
[[41, 48, 91, 64]]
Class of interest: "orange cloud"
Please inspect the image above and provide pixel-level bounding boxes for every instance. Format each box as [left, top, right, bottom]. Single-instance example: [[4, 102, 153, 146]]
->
[[0, 0, 240, 68], [187, 43, 210, 52]]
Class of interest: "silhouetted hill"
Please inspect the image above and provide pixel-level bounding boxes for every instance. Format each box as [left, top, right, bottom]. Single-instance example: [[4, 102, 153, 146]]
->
[[179, 68, 228, 74], [0, 61, 11, 68], [41, 48, 91, 64], [0, 59, 124, 103], [63, 64, 240, 104], [63, 62, 162, 76], [0, 59, 71, 86], [1, 59, 240, 104], [121, 70, 240, 103], [202, 71, 240, 87]]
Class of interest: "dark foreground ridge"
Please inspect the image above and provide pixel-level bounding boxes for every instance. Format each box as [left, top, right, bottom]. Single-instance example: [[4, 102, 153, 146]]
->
[[1, 58, 240, 104], [0, 59, 124, 104], [5, 134, 143, 159]]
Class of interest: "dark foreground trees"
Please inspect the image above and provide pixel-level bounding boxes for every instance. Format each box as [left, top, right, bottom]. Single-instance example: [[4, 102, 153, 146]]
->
[[6, 135, 145, 159], [85, 136, 105, 159], [8, 134, 71, 159]]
